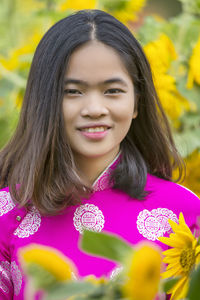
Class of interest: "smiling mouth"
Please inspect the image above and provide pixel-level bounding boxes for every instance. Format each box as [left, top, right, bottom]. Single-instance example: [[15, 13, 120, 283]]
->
[[79, 126, 110, 133]]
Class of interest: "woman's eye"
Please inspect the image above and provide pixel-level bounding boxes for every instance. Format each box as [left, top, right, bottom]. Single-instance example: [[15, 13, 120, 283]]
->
[[64, 89, 81, 95], [105, 88, 124, 94]]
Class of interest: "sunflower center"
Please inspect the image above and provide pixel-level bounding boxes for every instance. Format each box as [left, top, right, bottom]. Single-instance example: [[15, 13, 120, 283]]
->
[[180, 248, 195, 273]]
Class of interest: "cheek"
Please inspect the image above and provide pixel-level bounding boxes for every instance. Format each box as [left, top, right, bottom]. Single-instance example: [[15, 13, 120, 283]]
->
[[62, 102, 77, 129]]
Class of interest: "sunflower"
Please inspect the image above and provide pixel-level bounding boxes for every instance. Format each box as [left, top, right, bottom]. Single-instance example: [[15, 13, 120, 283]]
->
[[187, 35, 200, 89], [121, 242, 162, 300], [19, 243, 76, 282], [159, 212, 200, 300]]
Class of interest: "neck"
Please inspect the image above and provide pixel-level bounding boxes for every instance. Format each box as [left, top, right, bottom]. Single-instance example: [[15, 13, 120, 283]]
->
[[73, 150, 120, 185]]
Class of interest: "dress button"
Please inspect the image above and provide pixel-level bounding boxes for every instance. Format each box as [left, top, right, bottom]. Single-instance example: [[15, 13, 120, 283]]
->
[[16, 216, 21, 221]]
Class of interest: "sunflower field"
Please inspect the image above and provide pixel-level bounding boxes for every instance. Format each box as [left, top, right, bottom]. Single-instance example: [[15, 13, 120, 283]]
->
[[0, 0, 200, 196]]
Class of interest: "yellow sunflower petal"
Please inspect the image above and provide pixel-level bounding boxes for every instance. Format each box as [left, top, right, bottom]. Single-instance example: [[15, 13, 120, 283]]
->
[[162, 248, 182, 257], [171, 277, 188, 300], [161, 266, 182, 279], [159, 235, 188, 248], [171, 231, 194, 245], [196, 245, 200, 264], [163, 256, 180, 264], [169, 218, 194, 239], [168, 276, 186, 294], [168, 219, 181, 232], [178, 213, 193, 235]]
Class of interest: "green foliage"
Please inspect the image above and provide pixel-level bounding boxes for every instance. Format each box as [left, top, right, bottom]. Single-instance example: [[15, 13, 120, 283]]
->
[[187, 264, 200, 300], [44, 281, 97, 300], [136, 16, 164, 45], [22, 230, 200, 300], [80, 230, 133, 263], [100, 0, 128, 12], [162, 277, 181, 293], [178, 0, 200, 15]]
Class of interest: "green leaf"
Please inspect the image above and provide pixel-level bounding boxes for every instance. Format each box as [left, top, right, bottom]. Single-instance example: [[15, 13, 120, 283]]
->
[[187, 264, 200, 300], [162, 277, 180, 293], [173, 128, 200, 157], [101, 0, 128, 12], [27, 263, 58, 289], [80, 230, 133, 264], [177, 76, 200, 110], [44, 281, 97, 300], [137, 16, 164, 45]]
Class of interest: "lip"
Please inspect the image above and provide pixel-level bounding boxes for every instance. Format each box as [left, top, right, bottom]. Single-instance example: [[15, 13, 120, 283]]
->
[[77, 123, 111, 130], [79, 128, 110, 140]]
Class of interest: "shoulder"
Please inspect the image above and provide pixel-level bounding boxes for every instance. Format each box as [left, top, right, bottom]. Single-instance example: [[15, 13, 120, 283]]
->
[[146, 173, 200, 203], [145, 174, 200, 230]]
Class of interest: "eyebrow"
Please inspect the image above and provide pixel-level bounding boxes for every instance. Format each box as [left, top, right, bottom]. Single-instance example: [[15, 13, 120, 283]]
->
[[64, 77, 128, 87]]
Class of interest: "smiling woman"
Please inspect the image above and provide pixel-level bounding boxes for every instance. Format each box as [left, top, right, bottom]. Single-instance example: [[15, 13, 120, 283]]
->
[[0, 9, 199, 300], [62, 41, 137, 184]]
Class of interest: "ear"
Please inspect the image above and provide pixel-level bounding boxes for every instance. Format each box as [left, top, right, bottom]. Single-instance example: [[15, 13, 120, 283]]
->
[[133, 94, 139, 119], [132, 109, 138, 119]]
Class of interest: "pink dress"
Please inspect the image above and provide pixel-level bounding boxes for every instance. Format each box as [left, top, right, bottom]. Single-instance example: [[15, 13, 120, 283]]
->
[[0, 154, 200, 299]]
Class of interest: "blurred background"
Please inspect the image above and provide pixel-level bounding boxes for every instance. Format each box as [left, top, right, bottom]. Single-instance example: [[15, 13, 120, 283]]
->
[[0, 0, 200, 196]]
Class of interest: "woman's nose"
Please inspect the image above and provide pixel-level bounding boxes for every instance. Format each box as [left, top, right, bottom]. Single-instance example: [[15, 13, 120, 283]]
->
[[80, 93, 109, 118]]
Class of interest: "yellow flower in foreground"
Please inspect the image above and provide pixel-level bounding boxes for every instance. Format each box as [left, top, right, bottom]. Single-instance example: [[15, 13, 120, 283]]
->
[[122, 242, 162, 300], [187, 35, 200, 89], [19, 244, 76, 281], [159, 213, 200, 300]]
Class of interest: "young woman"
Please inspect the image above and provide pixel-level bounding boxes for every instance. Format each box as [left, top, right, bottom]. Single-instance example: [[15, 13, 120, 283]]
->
[[0, 9, 199, 299]]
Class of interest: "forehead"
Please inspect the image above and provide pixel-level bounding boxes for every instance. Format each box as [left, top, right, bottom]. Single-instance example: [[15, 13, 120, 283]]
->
[[65, 41, 131, 83]]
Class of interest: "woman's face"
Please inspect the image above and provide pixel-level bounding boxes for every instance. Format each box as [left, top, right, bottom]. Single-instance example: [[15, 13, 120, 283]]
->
[[63, 41, 137, 163]]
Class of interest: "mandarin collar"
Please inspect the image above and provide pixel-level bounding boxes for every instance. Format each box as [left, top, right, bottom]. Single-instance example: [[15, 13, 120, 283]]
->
[[92, 151, 122, 192]]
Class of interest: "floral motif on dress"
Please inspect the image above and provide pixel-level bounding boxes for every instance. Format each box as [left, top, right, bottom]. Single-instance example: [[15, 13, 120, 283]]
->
[[0, 191, 15, 216], [0, 261, 12, 294], [137, 208, 178, 241], [92, 152, 121, 191], [73, 204, 105, 234], [13, 206, 41, 238], [11, 261, 22, 296]]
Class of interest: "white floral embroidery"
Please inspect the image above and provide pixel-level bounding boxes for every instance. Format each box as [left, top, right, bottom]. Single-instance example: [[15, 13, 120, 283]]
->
[[0, 191, 15, 216], [110, 266, 123, 280], [11, 261, 22, 296], [92, 151, 121, 191], [137, 208, 178, 241], [0, 261, 12, 294], [14, 206, 41, 238], [73, 204, 105, 234]]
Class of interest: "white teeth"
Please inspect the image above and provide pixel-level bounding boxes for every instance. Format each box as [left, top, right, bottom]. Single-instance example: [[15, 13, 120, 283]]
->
[[82, 127, 107, 132]]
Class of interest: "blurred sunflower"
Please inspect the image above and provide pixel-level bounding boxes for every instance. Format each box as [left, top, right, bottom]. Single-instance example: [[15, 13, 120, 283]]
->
[[183, 150, 200, 198], [110, 0, 147, 24], [159, 212, 200, 300], [122, 242, 162, 300], [187, 35, 200, 89], [144, 34, 191, 123], [19, 243, 77, 282], [58, 0, 96, 11]]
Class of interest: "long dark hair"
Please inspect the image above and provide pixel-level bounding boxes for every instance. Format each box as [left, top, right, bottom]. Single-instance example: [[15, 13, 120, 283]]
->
[[0, 9, 185, 215]]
